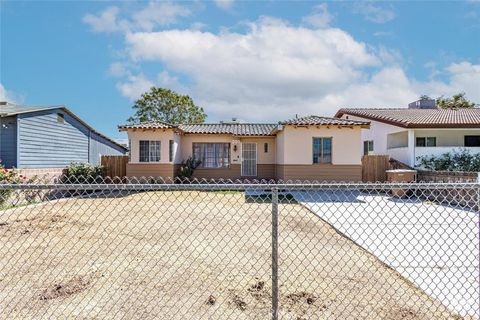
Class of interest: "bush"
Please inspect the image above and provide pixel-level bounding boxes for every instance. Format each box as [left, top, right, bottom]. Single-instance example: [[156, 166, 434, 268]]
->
[[417, 148, 480, 172], [0, 161, 23, 206], [177, 157, 201, 180], [64, 162, 105, 183]]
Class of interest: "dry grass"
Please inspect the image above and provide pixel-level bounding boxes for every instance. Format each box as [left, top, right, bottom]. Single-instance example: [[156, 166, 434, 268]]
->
[[0, 191, 462, 319]]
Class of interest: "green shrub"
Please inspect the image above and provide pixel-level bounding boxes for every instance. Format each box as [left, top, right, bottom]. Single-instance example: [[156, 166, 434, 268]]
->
[[417, 148, 480, 172], [177, 157, 201, 180], [64, 162, 105, 183], [0, 161, 23, 206]]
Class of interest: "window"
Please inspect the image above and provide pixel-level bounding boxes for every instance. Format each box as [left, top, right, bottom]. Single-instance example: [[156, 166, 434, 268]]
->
[[312, 138, 332, 164], [416, 137, 436, 147], [139, 140, 160, 162], [169, 140, 174, 162], [264, 142, 268, 153], [193, 143, 230, 168], [57, 113, 64, 123], [465, 135, 480, 147], [363, 140, 374, 155]]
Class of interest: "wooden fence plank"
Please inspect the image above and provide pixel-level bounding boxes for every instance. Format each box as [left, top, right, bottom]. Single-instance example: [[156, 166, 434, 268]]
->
[[101, 155, 128, 178], [362, 155, 390, 182]]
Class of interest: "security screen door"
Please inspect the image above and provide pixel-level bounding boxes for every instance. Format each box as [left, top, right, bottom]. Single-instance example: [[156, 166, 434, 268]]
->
[[241, 143, 257, 177]]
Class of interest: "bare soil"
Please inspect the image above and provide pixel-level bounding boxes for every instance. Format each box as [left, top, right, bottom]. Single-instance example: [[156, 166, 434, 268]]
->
[[0, 191, 462, 319]]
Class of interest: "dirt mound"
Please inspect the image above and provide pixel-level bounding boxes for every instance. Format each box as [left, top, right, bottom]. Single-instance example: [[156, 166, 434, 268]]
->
[[39, 274, 95, 301]]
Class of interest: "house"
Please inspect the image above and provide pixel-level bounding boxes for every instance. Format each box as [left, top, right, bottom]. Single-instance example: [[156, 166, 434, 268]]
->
[[0, 102, 127, 173], [335, 100, 480, 168], [118, 116, 370, 181]]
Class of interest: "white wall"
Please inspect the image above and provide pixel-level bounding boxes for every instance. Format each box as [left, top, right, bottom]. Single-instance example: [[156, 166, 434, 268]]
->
[[340, 115, 405, 155], [387, 131, 408, 149]]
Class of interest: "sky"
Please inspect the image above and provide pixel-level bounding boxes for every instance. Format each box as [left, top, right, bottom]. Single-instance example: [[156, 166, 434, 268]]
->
[[1, 1, 480, 140]]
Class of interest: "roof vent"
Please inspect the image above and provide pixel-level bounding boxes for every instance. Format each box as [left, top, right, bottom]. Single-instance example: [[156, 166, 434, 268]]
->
[[220, 117, 242, 124], [408, 99, 436, 109]]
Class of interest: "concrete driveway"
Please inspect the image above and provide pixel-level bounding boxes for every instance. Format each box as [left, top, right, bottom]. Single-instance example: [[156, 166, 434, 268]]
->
[[292, 190, 479, 319]]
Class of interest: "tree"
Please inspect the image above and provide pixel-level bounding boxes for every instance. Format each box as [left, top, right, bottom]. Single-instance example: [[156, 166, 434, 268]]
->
[[128, 87, 207, 124], [419, 95, 432, 101], [436, 92, 477, 109]]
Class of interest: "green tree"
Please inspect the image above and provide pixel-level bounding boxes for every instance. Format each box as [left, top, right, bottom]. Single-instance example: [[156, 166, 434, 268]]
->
[[436, 92, 477, 109], [128, 87, 207, 124]]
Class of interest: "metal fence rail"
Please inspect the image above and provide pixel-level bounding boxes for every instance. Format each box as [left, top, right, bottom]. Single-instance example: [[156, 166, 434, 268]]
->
[[0, 176, 478, 319]]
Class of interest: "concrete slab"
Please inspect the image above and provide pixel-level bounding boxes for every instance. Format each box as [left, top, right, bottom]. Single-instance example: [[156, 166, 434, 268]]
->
[[292, 191, 479, 319]]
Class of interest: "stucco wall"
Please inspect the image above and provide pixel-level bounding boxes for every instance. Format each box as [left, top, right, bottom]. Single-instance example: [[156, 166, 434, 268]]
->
[[279, 125, 363, 165], [414, 129, 480, 146], [178, 134, 276, 165], [340, 115, 405, 155], [128, 129, 177, 164]]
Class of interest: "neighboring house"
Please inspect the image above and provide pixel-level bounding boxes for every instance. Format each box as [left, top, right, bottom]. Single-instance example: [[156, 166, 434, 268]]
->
[[0, 102, 127, 170], [118, 116, 370, 181], [335, 100, 480, 168]]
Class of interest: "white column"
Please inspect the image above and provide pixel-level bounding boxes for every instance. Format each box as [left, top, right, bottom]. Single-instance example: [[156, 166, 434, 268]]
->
[[407, 129, 415, 167]]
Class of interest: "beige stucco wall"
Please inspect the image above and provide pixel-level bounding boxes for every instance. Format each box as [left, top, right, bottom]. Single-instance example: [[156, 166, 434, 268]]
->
[[179, 134, 275, 165], [127, 129, 178, 164], [277, 125, 363, 165], [125, 126, 363, 180], [239, 137, 276, 164]]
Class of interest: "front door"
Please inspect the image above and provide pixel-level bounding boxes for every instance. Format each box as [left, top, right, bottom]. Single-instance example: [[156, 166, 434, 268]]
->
[[241, 143, 257, 177]]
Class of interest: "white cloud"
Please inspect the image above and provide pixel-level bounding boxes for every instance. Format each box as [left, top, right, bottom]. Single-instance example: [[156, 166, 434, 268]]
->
[[118, 15, 479, 120], [83, 2, 190, 33], [116, 74, 154, 100], [116, 71, 185, 100], [83, 6, 127, 33], [352, 2, 396, 24], [302, 3, 333, 28], [108, 62, 128, 77], [0, 83, 19, 103], [132, 2, 191, 31], [417, 61, 480, 102], [85, 3, 478, 121], [214, 0, 234, 10]]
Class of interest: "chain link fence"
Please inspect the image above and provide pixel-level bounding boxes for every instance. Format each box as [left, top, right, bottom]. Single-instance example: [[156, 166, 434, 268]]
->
[[0, 176, 478, 319]]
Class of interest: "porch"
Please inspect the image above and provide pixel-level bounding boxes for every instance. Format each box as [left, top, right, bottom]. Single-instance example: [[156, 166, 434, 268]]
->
[[386, 129, 480, 167]]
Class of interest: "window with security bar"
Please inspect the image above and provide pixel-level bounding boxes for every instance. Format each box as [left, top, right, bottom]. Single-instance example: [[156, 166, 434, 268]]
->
[[192, 143, 230, 168], [139, 140, 161, 162]]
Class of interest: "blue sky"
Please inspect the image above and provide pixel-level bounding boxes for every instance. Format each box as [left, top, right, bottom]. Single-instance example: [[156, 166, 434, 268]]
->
[[1, 1, 479, 140]]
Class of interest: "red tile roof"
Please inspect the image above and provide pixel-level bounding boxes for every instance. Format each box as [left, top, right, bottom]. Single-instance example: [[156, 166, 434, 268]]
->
[[118, 121, 178, 130], [335, 108, 480, 128], [280, 115, 369, 126], [179, 123, 278, 136]]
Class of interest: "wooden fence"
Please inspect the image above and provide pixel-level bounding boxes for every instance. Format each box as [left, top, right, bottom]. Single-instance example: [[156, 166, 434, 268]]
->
[[362, 155, 390, 182], [101, 155, 128, 178]]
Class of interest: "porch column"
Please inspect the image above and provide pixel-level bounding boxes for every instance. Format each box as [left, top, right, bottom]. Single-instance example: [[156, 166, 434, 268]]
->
[[407, 129, 415, 167]]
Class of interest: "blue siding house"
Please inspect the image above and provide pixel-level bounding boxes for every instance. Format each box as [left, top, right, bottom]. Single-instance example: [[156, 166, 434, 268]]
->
[[0, 102, 126, 169]]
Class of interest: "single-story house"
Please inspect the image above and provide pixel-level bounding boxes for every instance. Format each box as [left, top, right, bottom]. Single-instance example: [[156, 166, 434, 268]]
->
[[118, 116, 370, 181], [335, 99, 480, 167], [0, 102, 127, 173]]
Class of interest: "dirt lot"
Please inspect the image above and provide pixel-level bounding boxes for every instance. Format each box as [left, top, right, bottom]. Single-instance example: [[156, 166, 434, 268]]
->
[[0, 190, 462, 319]]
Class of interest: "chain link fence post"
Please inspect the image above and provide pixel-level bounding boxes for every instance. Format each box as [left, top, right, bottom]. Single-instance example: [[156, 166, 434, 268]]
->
[[271, 187, 279, 320], [477, 172, 480, 212]]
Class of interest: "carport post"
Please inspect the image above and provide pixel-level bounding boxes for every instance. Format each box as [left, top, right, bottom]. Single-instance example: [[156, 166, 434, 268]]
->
[[271, 187, 279, 320]]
